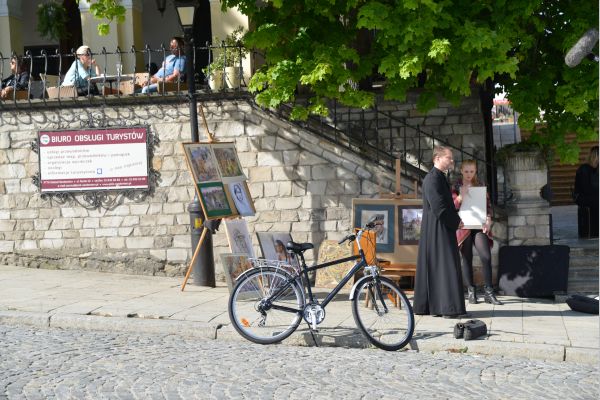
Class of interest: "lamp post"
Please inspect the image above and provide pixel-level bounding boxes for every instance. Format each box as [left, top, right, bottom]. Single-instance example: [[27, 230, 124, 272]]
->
[[175, 0, 215, 287]]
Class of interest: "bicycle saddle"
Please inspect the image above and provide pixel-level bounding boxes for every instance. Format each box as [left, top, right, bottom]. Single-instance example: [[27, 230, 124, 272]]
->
[[285, 241, 314, 254]]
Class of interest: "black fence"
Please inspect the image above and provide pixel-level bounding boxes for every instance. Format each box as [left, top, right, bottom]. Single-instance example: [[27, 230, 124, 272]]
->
[[0, 42, 247, 103]]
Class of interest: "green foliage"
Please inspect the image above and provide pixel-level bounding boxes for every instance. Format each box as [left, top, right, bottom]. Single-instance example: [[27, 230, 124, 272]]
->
[[220, 0, 597, 162], [36, 1, 69, 41]]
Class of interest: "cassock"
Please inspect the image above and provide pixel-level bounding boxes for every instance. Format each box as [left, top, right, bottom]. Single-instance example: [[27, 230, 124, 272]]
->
[[413, 167, 466, 316]]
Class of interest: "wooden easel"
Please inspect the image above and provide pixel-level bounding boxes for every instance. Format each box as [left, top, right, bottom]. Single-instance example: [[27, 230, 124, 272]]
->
[[181, 103, 215, 292], [379, 159, 419, 200]]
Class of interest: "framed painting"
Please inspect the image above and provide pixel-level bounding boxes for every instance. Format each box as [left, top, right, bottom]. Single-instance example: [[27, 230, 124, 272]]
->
[[397, 205, 423, 245], [212, 142, 245, 183], [228, 181, 255, 217], [353, 202, 395, 253], [182, 143, 220, 183], [220, 253, 253, 293], [256, 232, 299, 271], [197, 181, 235, 219], [224, 218, 255, 258]]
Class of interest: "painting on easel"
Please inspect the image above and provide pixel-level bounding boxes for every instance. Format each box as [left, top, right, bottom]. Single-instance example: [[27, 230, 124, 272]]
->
[[182, 142, 255, 220]]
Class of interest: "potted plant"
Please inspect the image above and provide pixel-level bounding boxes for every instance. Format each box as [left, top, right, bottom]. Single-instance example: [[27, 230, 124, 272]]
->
[[203, 52, 225, 91], [222, 26, 246, 89]]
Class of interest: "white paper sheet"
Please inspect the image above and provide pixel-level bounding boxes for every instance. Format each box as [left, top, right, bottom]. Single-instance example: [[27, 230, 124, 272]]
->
[[458, 186, 487, 229]]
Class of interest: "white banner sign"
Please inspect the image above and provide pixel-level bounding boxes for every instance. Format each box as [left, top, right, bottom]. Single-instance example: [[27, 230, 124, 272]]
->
[[38, 127, 149, 192]]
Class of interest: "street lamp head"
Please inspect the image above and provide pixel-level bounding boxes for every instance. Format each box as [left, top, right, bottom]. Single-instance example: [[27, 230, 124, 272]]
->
[[155, 0, 167, 16], [174, 0, 199, 33]]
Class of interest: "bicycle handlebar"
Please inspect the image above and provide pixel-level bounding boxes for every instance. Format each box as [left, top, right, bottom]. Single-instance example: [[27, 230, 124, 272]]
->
[[338, 234, 356, 245]]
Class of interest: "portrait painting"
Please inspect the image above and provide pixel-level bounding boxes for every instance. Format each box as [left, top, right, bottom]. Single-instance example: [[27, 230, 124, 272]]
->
[[256, 232, 299, 272], [228, 181, 255, 217], [224, 219, 255, 258], [212, 143, 245, 182], [220, 253, 253, 293], [183, 143, 220, 183], [353, 203, 395, 253], [197, 182, 234, 219], [398, 205, 423, 245]]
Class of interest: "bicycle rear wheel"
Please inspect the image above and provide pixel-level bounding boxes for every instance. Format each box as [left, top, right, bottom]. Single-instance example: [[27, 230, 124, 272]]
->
[[229, 267, 304, 345], [352, 276, 414, 351]]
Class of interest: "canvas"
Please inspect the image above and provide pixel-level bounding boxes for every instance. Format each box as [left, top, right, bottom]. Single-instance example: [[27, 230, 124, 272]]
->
[[197, 182, 234, 219], [212, 143, 245, 182], [220, 253, 253, 293], [224, 219, 255, 258], [458, 186, 487, 229], [398, 206, 423, 245], [353, 203, 395, 253], [256, 232, 299, 272], [183, 143, 220, 183], [228, 181, 255, 216]]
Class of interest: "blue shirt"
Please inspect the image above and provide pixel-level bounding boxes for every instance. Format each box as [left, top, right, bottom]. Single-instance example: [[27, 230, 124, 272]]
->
[[62, 60, 97, 88], [155, 55, 186, 81]]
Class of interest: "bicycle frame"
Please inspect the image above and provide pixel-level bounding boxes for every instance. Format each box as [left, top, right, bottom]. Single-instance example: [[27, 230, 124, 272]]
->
[[259, 229, 374, 314]]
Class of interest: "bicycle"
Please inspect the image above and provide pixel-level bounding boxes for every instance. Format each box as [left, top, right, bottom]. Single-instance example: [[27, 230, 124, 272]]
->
[[228, 218, 415, 351]]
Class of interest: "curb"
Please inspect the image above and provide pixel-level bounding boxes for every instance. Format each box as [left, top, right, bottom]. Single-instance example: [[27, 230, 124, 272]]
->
[[0, 310, 218, 340], [1, 310, 598, 365]]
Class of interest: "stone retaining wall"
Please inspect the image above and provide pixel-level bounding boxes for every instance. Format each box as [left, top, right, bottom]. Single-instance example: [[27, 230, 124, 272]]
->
[[0, 93, 496, 284]]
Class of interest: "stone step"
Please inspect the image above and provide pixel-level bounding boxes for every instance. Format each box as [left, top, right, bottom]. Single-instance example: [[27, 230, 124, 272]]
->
[[569, 255, 600, 267], [568, 269, 599, 280], [567, 282, 599, 295]]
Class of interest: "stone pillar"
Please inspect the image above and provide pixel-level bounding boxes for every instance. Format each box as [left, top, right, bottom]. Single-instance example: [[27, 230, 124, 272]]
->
[[0, 0, 23, 62], [78, 0, 143, 74], [504, 151, 551, 246]]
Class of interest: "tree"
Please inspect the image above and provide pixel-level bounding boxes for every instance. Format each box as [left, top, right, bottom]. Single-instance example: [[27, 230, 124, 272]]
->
[[221, 0, 598, 162]]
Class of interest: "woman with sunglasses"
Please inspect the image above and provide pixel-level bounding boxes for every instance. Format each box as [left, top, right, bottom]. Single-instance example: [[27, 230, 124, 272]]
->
[[1, 56, 30, 99], [452, 160, 502, 305], [62, 45, 102, 96]]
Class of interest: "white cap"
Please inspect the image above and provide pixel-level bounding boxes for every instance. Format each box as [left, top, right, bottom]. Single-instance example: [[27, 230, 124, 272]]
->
[[76, 45, 91, 55]]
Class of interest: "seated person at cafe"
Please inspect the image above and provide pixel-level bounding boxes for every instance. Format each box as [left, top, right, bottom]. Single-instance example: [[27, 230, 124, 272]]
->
[[62, 45, 102, 96], [1, 56, 30, 99], [140, 37, 186, 94]]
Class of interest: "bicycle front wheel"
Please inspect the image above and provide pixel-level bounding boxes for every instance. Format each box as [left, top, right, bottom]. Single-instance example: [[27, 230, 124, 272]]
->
[[229, 267, 304, 345], [352, 276, 414, 351]]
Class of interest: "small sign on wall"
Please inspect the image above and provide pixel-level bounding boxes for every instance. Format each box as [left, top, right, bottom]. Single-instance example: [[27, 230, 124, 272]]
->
[[38, 127, 150, 193]]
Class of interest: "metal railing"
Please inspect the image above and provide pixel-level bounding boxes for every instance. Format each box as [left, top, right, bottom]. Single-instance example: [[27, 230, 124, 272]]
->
[[275, 98, 495, 201], [0, 41, 247, 105]]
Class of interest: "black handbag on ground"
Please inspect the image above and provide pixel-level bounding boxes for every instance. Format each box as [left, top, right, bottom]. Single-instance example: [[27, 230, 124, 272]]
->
[[454, 319, 487, 340]]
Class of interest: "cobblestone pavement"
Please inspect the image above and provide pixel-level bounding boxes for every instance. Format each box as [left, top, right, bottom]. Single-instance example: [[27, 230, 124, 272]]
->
[[1, 324, 597, 400]]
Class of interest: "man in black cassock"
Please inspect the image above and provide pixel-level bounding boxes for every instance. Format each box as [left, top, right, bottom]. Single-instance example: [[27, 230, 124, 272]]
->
[[413, 146, 467, 318]]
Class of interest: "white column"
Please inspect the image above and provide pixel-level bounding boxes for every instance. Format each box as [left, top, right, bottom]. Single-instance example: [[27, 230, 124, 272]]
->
[[0, 0, 23, 61]]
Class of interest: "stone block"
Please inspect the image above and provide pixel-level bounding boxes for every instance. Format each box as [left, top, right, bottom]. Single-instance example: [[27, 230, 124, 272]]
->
[[126, 237, 154, 249], [312, 165, 337, 180], [163, 202, 184, 214], [508, 215, 526, 226], [257, 151, 283, 166], [0, 241, 15, 252], [44, 230, 62, 239], [326, 181, 345, 195], [238, 152, 257, 168], [95, 228, 119, 237], [282, 150, 300, 166], [278, 181, 292, 196], [275, 197, 303, 210], [0, 164, 26, 179], [307, 181, 327, 195], [298, 151, 324, 166], [275, 137, 297, 151], [514, 226, 536, 238], [50, 219, 73, 230], [263, 182, 279, 197], [83, 218, 100, 229], [100, 216, 125, 228], [260, 136, 276, 150], [166, 248, 189, 262], [107, 237, 126, 249], [249, 166, 272, 182], [291, 221, 314, 232]]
